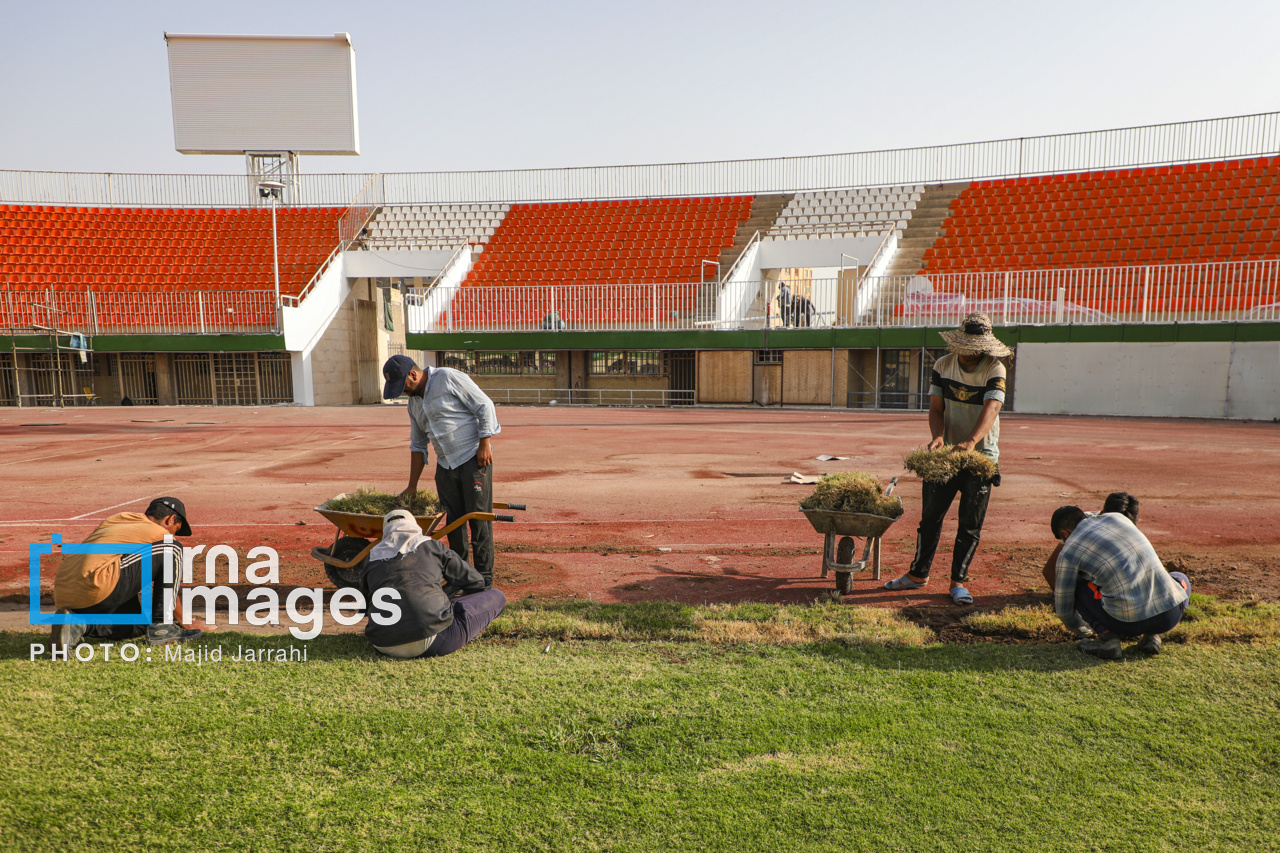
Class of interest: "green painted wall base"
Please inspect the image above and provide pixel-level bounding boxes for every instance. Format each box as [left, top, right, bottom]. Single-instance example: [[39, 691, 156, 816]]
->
[[408, 322, 1280, 351]]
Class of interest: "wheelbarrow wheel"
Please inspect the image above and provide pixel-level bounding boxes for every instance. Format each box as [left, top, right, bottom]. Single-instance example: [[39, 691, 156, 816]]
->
[[322, 536, 372, 590], [835, 570, 854, 596], [836, 536, 856, 566]]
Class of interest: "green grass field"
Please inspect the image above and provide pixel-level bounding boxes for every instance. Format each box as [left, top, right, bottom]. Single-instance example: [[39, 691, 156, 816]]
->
[[3, 602, 1278, 852]]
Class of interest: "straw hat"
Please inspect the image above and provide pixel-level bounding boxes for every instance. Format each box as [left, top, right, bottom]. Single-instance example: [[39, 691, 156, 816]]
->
[[939, 312, 1013, 358]]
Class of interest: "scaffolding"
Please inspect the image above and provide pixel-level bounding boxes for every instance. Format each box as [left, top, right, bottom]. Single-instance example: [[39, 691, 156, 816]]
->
[[2, 289, 97, 407]]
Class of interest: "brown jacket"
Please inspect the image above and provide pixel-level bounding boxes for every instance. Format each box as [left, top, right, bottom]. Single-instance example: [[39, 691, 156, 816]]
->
[[53, 513, 170, 609]]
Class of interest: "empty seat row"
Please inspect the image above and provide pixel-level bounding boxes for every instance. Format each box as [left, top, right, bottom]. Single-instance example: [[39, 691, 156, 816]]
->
[[920, 157, 1280, 278], [459, 197, 756, 310], [0, 204, 342, 295]]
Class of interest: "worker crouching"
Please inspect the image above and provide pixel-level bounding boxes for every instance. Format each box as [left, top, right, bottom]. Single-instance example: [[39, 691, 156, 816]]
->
[[359, 510, 506, 659]]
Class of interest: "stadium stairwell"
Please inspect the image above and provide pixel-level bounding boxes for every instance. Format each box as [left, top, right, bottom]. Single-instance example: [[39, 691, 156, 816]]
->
[[870, 183, 970, 319]]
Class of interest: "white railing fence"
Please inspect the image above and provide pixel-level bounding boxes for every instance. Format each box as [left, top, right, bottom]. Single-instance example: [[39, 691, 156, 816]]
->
[[1, 289, 279, 336], [4, 113, 1278, 207], [3, 260, 1275, 339], [406, 259, 1280, 333], [476, 387, 694, 407], [338, 173, 386, 246]]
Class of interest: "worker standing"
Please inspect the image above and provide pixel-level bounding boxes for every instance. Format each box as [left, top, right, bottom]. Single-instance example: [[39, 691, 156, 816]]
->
[[882, 312, 1010, 605], [382, 355, 501, 589]]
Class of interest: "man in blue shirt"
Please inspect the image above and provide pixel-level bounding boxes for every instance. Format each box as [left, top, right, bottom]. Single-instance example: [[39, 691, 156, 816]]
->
[[1048, 505, 1191, 660], [383, 355, 502, 588]]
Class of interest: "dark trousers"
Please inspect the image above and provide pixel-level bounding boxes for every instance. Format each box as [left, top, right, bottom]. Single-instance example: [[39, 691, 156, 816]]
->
[[421, 589, 507, 658], [1075, 572, 1191, 637], [908, 470, 994, 584], [71, 542, 180, 640], [435, 455, 494, 586]]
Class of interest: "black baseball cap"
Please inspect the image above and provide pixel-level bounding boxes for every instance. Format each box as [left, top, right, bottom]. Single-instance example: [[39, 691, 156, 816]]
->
[[147, 497, 192, 536], [382, 354, 417, 399]]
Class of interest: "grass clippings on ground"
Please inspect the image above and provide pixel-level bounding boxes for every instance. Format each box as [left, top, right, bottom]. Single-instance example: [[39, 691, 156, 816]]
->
[[325, 487, 441, 517], [799, 472, 904, 518], [960, 594, 1280, 644], [488, 599, 932, 646], [903, 445, 998, 483]]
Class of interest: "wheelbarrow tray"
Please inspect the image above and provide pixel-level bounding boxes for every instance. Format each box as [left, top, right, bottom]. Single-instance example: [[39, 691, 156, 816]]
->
[[800, 508, 898, 539], [315, 494, 445, 539]]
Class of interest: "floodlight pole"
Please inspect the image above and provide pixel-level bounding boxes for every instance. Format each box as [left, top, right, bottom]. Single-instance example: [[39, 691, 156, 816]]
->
[[259, 181, 284, 332]]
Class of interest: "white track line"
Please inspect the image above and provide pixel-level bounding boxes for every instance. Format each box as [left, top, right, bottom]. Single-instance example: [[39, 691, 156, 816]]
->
[[70, 495, 153, 520], [0, 436, 162, 468]]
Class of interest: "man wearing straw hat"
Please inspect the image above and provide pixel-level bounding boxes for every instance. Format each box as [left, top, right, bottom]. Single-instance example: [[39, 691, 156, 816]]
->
[[883, 312, 1011, 605]]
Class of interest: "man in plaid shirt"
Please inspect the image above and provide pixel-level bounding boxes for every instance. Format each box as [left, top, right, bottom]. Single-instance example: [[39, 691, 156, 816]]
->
[[1049, 506, 1190, 660]]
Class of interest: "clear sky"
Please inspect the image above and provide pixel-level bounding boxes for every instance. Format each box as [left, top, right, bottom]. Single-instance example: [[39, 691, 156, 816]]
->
[[3, 0, 1279, 176]]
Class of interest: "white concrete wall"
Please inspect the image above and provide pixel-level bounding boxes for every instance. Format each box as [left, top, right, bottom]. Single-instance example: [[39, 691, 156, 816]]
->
[[757, 235, 883, 270], [1015, 341, 1280, 420], [716, 240, 762, 327], [405, 248, 474, 332], [342, 249, 454, 279], [283, 254, 351, 406]]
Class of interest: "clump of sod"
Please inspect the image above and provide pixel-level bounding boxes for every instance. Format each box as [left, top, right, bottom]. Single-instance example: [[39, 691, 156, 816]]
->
[[903, 446, 998, 484], [326, 488, 441, 517], [800, 472, 904, 518]]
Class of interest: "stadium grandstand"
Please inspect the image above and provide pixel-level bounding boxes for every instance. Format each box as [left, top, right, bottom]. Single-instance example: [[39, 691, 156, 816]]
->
[[2, 113, 1278, 419]]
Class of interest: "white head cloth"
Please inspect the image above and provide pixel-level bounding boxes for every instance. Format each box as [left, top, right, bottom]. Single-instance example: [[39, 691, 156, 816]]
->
[[369, 509, 432, 562]]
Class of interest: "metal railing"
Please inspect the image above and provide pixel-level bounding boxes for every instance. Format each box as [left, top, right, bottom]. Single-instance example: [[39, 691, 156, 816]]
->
[[4, 260, 1276, 339], [282, 174, 385, 308], [406, 258, 1280, 333], [4, 113, 1278, 207], [1, 289, 279, 336], [338, 173, 386, 246], [476, 387, 694, 407]]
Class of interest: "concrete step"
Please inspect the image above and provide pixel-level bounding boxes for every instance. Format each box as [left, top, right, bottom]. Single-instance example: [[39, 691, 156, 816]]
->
[[719, 193, 793, 273], [859, 183, 968, 311]]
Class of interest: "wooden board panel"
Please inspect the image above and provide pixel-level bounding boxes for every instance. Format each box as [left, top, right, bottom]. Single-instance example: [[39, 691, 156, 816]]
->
[[697, 350, 752, 403], [753, 364, 781, 405], [354, 300, 381, 404], [782, 349, 833, 405]]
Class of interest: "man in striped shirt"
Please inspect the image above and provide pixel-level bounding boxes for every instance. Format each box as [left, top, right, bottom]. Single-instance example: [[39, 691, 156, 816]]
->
[[1049, 506, 1191, 659], [883, 312, 1010, 606], [51, 496, 202, 651]]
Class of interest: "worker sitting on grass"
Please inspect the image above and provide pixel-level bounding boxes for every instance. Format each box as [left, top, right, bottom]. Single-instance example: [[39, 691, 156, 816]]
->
[[359, 510, 507, 659], [51, 496, 203, 651], [1047, 505, 1190, 660]]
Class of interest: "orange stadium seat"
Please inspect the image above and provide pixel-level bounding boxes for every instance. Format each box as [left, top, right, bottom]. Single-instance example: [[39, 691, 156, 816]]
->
[[0, 203, 343, 300]]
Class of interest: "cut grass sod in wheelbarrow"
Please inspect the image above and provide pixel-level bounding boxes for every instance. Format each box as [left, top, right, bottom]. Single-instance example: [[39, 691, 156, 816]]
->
[[325, 487, 442, 516], [903, 445, 998, 484], [800, 473, 903, 594], [800, 472, 904, 518], [313, 491, 526, 590]]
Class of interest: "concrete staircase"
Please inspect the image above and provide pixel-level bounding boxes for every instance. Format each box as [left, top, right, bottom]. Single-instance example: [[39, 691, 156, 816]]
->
[[693, 193, 792, 321], [882, 182, 968, 277], [872, 182, 968, 317], [720, 193, 792, 273]]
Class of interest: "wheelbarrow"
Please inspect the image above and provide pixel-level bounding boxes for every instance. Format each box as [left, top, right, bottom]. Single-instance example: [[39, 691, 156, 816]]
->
[[799, 477, 900, 595], [311, 493, 526, 589]]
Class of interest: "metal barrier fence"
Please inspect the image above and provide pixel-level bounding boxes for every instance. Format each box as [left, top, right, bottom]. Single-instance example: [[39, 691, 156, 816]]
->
[[477, 387, 694, 407], [407, 258, 1280, 333], [338, 173, 385, 246], [1, 289, 279, 335], [4, 113, 1279, 207]]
